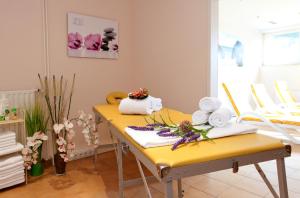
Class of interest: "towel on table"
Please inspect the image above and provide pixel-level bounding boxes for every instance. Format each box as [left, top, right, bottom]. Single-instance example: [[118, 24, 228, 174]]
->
[[0, 143, 23, 156], [195, 122, 257, 140], [125, 123, 257, 148], [149, 96, 163, 111], [208, 108, 232, 127], [119, 96, 162, 115], [192, 110, 210, 124], [199, 97, 222, 112]]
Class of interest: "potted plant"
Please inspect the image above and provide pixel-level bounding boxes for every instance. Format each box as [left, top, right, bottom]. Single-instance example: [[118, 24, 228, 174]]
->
[[24, 104, 48, 176], [38, 74, 76, 175], [38, 74, 100, 175]]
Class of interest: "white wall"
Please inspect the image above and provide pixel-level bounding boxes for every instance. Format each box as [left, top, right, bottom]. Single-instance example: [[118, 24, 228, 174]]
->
[[259, 65, 300, 102], [218, 1, 263, 110]]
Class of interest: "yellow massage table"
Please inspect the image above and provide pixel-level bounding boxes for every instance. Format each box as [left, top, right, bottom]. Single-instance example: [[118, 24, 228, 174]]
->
[[93, 104, 291, 198]]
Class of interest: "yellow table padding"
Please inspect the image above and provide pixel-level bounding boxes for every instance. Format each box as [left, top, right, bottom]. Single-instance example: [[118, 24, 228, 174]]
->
[[94, 104, 284, 168]]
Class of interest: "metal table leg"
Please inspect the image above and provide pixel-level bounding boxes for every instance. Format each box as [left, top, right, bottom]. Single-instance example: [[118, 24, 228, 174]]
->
[[117, 140, 124, 198], [177, 178, 183, 198], [276, 158, 288, 198], [165, 180, 173, 198]]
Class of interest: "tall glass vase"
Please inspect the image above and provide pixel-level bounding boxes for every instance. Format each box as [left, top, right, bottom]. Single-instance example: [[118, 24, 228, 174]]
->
[[54, 152, 66, 175]]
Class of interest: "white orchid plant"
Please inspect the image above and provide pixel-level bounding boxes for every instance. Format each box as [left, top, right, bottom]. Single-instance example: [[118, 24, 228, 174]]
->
[[53, 110, 99, 162], [22, 131, 48, 170]]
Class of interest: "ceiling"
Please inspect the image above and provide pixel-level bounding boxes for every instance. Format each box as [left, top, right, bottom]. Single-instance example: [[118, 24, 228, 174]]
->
[[219, 0, 300, 32]]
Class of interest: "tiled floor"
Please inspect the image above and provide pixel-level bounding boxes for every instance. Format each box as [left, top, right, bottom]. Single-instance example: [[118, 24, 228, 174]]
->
[[1, 143, 300, 197]]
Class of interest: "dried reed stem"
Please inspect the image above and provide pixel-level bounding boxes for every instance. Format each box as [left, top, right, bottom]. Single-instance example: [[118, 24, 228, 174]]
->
[[66, 73, 76, 119]]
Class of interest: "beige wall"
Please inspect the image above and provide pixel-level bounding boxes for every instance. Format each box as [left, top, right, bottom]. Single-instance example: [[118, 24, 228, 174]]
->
[[132, 0, 211, 113], [1, 0, 212, 150], [0, 0, 45, 90], [1, 0, 134, 150]]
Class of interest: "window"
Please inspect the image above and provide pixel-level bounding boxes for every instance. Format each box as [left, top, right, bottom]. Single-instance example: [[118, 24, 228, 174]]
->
[[263, 31, 300, 66]]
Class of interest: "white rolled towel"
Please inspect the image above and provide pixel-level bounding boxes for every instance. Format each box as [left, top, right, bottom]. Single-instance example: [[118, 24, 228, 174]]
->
[[119, 96, 162, 115], [208, 108, 232, 127], [149, 96, 163, 111], [192, 110, 210, 125], [199, 97, 222, 112]]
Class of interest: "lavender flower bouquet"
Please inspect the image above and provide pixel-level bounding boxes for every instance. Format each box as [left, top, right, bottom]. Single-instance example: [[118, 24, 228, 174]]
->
[[128, 113, 213, 150]]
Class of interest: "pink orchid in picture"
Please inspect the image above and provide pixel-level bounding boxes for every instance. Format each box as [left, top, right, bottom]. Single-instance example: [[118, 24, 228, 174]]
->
[[68, 32, 83, 49], [84, 34, 101, 51]]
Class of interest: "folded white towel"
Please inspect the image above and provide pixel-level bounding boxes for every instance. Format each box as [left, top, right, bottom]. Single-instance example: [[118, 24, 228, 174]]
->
[[0, 141, 16, 149], [0, 178, 24, 190], [0, 143, 23, 156], [0, 164, 24, 178], [192, 110, 210, 125], [0, 154, 23, 167], [208, 108, 232, 127], [0, 161, 23, 172], [0, 138, 15, 144], [119, 95, 162, 115], [125, 123, 257, 148], [199, 97, 222, 112], [196, 122, 257, 139], [125, 127, 180, 148], [0, 170, 24, 185], [0, 131, 16, 139]]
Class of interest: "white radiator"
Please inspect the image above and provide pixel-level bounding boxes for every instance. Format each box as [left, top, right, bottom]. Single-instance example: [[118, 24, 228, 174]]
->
[[0, 89, 38, 144], [0, 89, 37, 110]]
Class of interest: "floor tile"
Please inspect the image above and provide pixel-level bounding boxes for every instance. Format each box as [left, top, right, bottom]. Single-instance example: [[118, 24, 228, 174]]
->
[[218, 187, 261, 198]]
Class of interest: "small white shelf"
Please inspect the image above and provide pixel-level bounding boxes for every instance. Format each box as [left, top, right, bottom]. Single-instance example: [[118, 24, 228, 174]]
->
[[0, 118, 24, 126]]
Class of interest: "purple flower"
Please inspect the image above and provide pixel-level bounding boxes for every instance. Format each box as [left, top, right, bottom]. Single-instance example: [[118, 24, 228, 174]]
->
[[172, 137, 187, 150], [183, 131, 194, 138], [147, 123, 166, 127], [68, 32, 83, 49], [157, 132, 177, 137], [157, 128, 171, 135], [188, 134, 200, 142], [128, 126, 154, 131], [84, 34, 101, 51]]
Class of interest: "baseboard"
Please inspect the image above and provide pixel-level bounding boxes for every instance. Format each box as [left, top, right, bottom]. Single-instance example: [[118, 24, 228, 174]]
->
[[70, 144, 115, 161]]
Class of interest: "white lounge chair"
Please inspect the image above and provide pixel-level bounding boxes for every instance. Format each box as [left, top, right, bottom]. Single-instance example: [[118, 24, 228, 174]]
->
[[275, 80, 300, 108], [251, 83, 300, 116], [222, 82, 300, 144]]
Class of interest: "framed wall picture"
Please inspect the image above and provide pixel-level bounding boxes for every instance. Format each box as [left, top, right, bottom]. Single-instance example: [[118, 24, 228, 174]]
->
[[67, 12, 118, 59]]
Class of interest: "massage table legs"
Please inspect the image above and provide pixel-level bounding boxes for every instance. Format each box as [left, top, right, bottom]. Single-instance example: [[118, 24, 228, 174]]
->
[[177, 179, 183, 198], [277, 158, 288, 198], [164, 180, 174, 198], [117, 140, 124, 198]]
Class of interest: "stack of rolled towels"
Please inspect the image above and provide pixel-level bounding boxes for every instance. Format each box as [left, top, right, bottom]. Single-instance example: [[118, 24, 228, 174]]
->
[[192, 97, 232, 127], [0, 131, 24, 189], [119, 96, 163, 115]]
